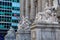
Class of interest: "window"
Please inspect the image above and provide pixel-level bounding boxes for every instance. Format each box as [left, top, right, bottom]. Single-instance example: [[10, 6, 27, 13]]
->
[[12, 20, 18, 23], [13, 0, 17, 2], [17, 0, 19, 2], [12, 26, 17, 29], [12, 7, 20, 10], [0, 1, 2, 5], [58, 0, 60, 5], [12, 0, 20, 2], [3, 0, 12, 1], [5, 10, 12, 12], [5, 13, 11, 16], [2, 2, 12, 6]]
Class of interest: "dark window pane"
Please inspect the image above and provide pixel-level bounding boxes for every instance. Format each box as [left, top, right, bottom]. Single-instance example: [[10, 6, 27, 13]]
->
[[58, 0, 60, 5]]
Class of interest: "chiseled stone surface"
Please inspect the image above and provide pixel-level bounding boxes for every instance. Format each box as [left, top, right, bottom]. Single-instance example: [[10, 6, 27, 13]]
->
[[16, 16, 31, 40], [34, 3, 58, 24], [4, 0, 60, 40], [31, 23, 60, 40], [38, 0, 42, 12], [56, 29, 60, 40], [16, 29, 31, 40], [20, 0, 25, 17], [30, 0, 36, 21], [25, 0, 30, 18], [5, 27, 16, 40]]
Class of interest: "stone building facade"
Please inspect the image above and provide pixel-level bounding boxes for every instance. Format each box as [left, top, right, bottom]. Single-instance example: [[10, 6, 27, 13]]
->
[[5, 0, 60, 40], [20, 0, 60, 40], [20, 0, 60, 22]]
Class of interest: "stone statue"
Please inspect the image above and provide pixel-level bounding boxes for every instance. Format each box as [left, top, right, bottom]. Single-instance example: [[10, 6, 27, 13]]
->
[[16, 16, 31, 40], [53, 0, 59, 10], [45, 9, 58, 24], [18, 16, 31, 30], [34, 3, 58, 24], [5, 27, 16, 40]]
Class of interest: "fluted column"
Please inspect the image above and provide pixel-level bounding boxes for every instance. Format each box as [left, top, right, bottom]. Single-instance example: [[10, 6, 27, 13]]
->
[[48, 0, 53, 7], [38, 0, 42, 12], [30, 0, 36, 21], [20, 0, 25, 17], [25, 0, 30, 18], [42, 0, 46, 11]]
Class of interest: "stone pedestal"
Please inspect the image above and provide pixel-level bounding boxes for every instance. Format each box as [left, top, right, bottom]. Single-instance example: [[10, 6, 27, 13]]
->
[[16, 29, 31, 40], [16, 16, 31, 40], [31, 23, 60, 40]]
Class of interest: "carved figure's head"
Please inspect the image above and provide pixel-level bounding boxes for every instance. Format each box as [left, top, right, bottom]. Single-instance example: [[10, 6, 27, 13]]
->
[[46, 9, 51, 14]]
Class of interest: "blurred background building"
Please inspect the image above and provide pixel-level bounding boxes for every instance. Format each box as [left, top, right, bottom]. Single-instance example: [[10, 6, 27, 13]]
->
[[0, 0, 20, 36]]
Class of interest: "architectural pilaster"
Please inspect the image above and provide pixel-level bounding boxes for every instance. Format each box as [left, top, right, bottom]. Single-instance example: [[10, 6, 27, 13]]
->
[[48, 0, 53, 7], [20, 0, 25, 17], [30, 0, 36, 21], [38, 0, 42, 12], [42, 0, 46, 11], [25, 0, 30, 18]]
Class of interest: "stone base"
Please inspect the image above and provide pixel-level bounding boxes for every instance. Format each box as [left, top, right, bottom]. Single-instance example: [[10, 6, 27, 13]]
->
[[35, 20, 59, 24], [31, 23, 60, 40], [16, 29, 31, 40]]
